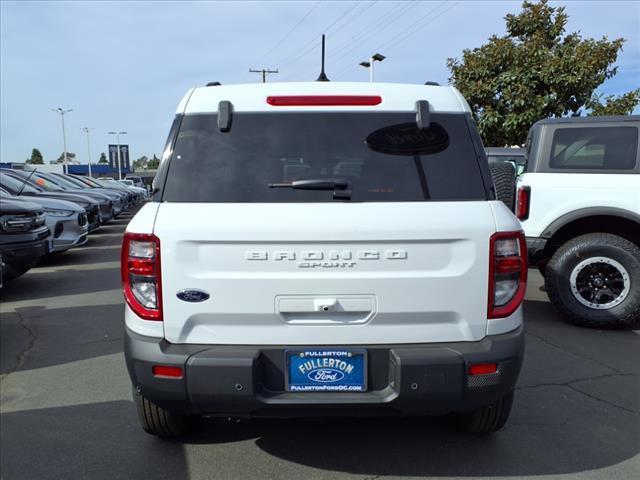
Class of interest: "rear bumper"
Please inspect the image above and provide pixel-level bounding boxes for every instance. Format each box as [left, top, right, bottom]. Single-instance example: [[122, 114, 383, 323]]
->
[[125, 326, 524, 417]]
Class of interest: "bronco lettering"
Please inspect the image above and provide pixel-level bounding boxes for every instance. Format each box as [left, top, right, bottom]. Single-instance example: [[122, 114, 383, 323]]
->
[[245, 249, 407, 264]]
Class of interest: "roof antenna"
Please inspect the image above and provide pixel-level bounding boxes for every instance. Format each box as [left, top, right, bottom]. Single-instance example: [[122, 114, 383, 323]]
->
[[316, 34, 330, 82]]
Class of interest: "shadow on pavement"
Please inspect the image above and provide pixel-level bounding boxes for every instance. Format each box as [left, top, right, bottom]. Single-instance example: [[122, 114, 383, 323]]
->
[[0, 401, 189, 480], [523, 299, 640, 374], [1, 303, 125, 374], [170, 299, 640, 477], [181, 382, 639, 477]]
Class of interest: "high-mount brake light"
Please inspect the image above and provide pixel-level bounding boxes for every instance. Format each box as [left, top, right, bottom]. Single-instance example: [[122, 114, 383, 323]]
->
[[266, 95, 382, 106], [488, 231, 527, 319], [516, 186, 531, 220], [121, 232, 162, 321]]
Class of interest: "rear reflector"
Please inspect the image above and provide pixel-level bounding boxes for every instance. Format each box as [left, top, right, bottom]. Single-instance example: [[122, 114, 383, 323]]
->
[[469, 363, 498, 375], [267, 95, 382, 106], [152, 365, 183, 378]]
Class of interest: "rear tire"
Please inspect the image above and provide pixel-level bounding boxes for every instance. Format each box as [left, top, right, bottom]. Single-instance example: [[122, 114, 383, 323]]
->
[[456, 392, 513, 434], [545, 233, 640, 328], [134, 389, 194, 438], [489, 162, 516, 211]]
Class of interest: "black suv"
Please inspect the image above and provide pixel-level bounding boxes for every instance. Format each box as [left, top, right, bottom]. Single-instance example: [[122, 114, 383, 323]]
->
[[0, 193, 50, 283]]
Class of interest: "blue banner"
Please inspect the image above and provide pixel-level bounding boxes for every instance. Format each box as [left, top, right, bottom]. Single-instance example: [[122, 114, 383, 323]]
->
[[108, 144, 130, 171]]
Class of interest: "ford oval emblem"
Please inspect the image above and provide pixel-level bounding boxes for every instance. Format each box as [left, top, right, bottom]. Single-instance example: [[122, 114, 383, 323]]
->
[[176, 289, 210, 302], [307, 368, 345, 383]]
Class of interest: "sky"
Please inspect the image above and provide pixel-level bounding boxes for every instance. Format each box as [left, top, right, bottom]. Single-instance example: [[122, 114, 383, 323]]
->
[[1, 0, 639, 163]]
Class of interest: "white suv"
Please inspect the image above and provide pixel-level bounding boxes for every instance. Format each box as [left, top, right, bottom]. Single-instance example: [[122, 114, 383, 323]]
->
[[122, 82, 526, 437], [517, 115, 640, 328]]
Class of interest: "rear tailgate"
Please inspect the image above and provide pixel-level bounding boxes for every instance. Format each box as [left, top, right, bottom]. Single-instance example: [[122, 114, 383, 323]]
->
[[155, 202, 495, 345]]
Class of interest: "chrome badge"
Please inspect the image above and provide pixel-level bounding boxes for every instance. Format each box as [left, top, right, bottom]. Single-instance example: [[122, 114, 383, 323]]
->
[[177, 289, 210, 303], [244, 249, 408, 268]]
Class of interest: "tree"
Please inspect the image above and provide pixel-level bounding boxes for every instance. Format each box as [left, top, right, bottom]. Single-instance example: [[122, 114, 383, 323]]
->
[[586, 90, 640, 116], [447, 0, 639, 146], [26, 148, 43, 164], [147, 154, 160, 170], [98, 152, 108, 164], [56, 152, 76, 164], [133, 155, 149, 171]]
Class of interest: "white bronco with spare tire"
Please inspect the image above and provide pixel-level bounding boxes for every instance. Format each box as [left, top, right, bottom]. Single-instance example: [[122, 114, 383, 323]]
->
[[122, 81, 526, 438], [517, 115, 640, 328]]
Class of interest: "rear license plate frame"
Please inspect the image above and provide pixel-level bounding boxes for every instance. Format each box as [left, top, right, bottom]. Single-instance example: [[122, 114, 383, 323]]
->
[[285, 348, 367, 392]]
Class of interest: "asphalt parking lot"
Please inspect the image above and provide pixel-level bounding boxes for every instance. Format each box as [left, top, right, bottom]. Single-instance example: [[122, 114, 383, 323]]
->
[[1, 208, 638, 480]]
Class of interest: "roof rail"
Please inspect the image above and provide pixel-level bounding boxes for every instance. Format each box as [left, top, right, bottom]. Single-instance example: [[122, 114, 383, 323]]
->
[[424, 81, 440, 86], [206, 82, 222, 87]]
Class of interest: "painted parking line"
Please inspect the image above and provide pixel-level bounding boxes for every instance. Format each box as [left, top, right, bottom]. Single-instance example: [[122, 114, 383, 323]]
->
[[89, 232, 127, 238], [1, 289, 122, 313], [74, 245, 121, 252], [31, 261, 120, 273]]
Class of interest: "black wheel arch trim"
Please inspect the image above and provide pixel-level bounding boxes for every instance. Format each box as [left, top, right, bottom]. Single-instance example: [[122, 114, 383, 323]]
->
[[541, 207, 640, 239]]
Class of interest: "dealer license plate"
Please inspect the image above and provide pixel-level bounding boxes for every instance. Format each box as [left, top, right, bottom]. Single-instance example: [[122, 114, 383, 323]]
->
[[286, 349, 367, 392]]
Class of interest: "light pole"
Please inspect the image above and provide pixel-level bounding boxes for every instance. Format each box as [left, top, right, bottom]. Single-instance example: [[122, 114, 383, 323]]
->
[[81, 127, 94, 178], [52, 108, 72, 173], [359, 53, 385, 83], [108, 131, 127, 180]]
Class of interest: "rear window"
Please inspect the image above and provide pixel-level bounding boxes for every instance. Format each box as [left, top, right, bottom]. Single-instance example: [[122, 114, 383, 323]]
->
[[550, 126, 638, 170], [161, 112, 487, 202]]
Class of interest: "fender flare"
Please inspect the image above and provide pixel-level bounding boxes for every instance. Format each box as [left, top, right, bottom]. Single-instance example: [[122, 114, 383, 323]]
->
[[541, 207, 640, 239]]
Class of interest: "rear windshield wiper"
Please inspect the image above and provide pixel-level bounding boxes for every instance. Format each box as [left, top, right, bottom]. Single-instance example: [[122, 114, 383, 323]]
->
[[16, 169, 37, 196], [268, 179, 351, 200]]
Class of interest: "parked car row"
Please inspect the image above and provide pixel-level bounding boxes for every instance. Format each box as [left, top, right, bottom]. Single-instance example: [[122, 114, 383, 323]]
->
[[0, 169, 147, 284]]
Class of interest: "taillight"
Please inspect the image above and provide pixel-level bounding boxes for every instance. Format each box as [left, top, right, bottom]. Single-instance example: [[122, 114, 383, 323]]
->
[[266, 95, 382, 106], [516, 186, 530, 220], [488, 231, 527, 319], [121, 232, 162, 321]]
